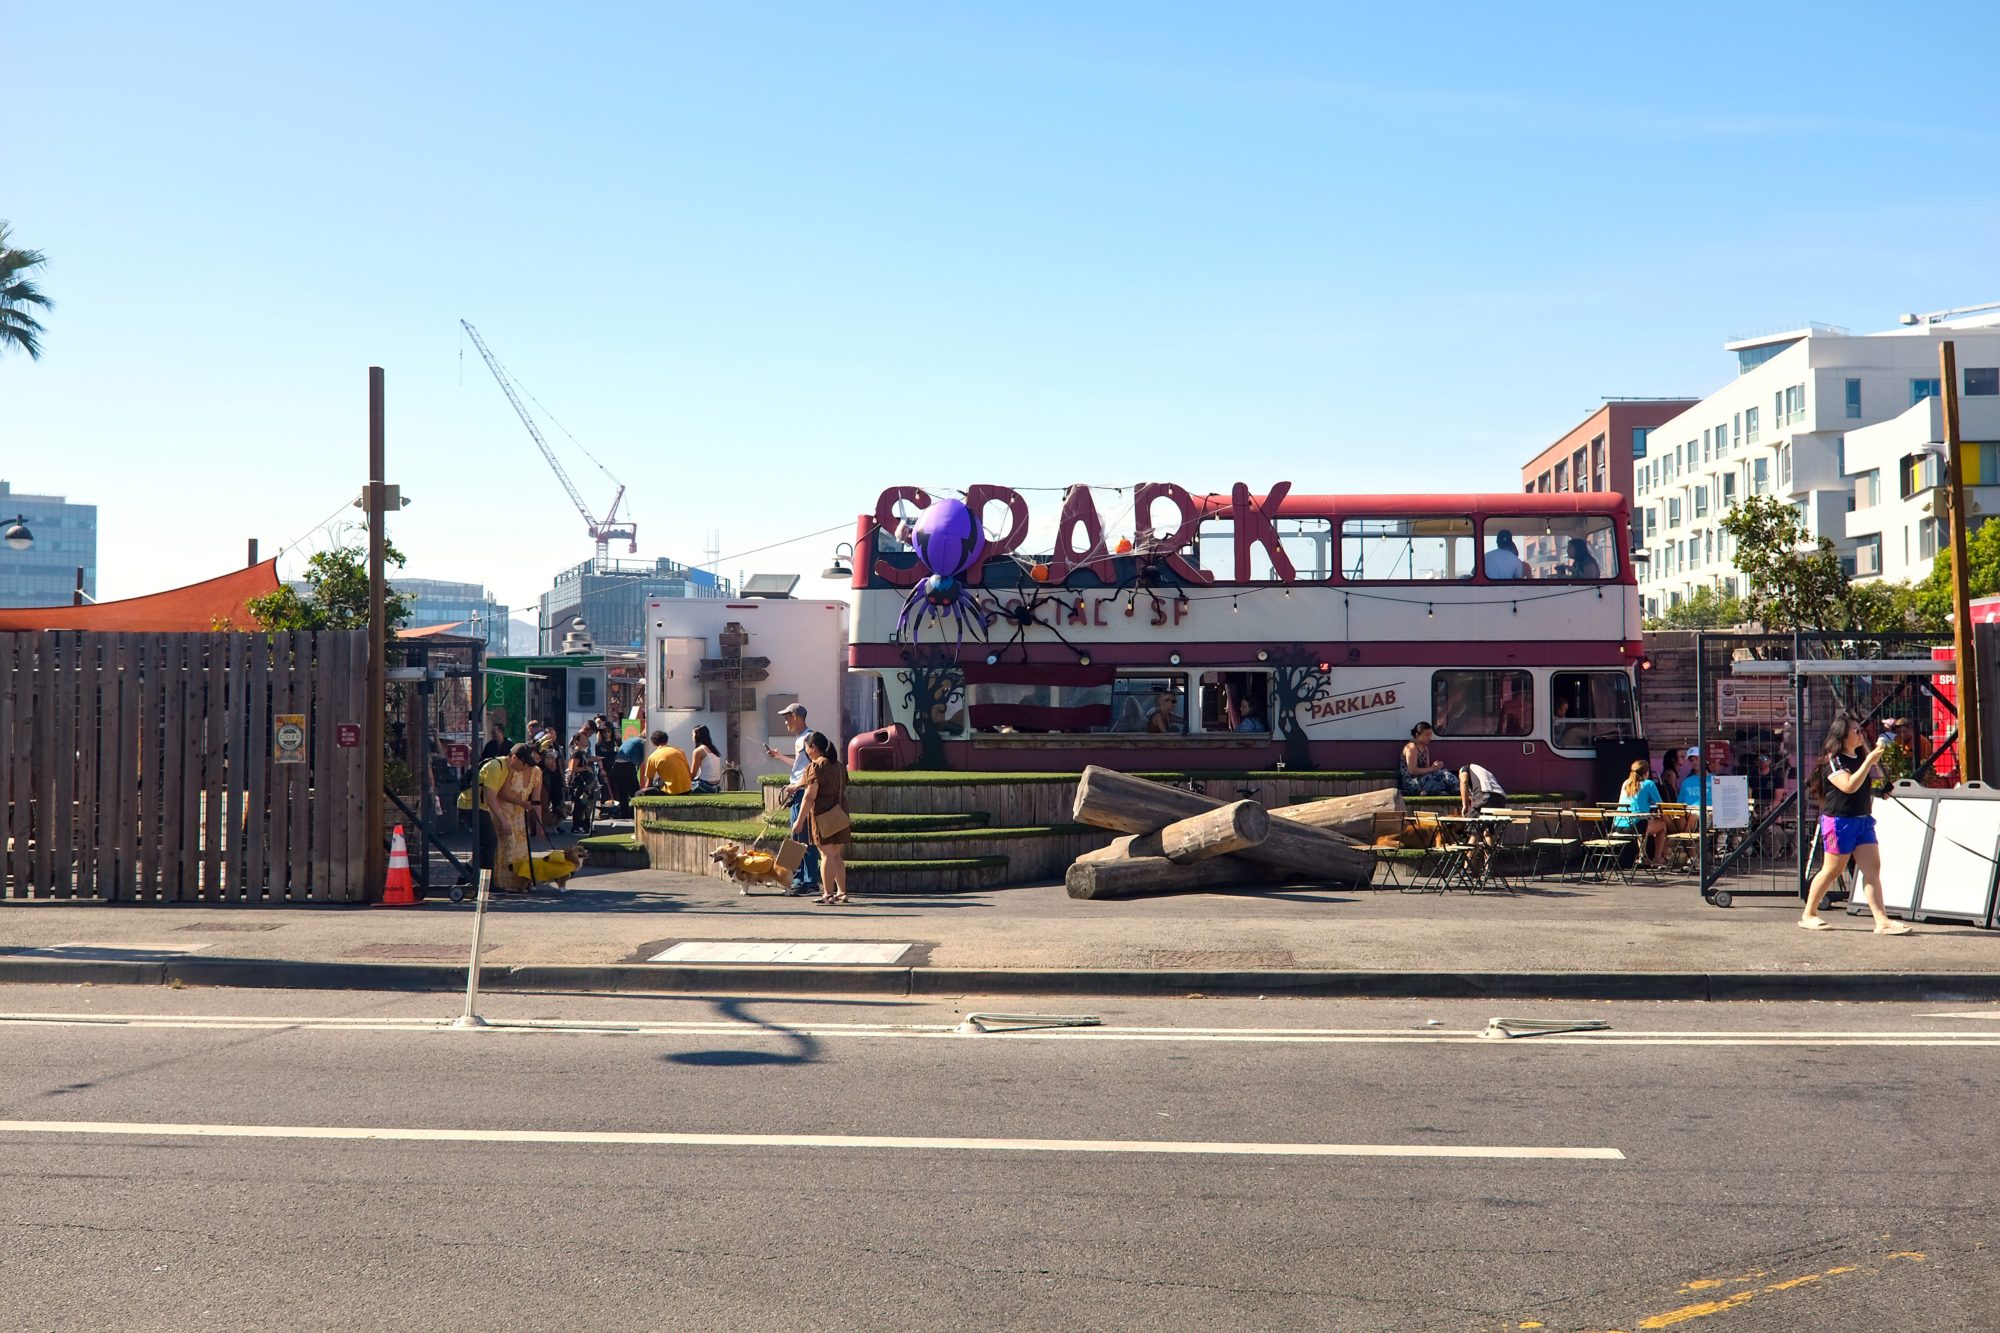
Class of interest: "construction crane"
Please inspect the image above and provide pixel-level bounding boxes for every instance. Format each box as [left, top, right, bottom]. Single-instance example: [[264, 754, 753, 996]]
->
[[460, 319, 638, 561]]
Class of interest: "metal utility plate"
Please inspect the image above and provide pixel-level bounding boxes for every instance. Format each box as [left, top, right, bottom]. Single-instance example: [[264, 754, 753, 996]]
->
[[649, 941, 912, 966]]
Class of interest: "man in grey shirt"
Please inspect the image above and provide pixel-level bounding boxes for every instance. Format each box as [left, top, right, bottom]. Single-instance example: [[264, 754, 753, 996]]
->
[[764, 703, 820, 895]]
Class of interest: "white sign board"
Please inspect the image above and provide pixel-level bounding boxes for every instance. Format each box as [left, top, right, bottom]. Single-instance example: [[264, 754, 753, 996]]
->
[[1709, 776, 1750, 829]]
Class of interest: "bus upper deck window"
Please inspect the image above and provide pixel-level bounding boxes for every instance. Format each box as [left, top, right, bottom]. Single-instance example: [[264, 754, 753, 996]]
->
[[1339, 517, 1474, 581], [1483, 515, 1621, 580]]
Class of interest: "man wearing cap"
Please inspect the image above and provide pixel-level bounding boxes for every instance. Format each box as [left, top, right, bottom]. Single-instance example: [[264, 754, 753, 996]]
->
[[1682, 747, 1714, 809], [1483, 531, 1527, 579], [765, 704, 820, 895]]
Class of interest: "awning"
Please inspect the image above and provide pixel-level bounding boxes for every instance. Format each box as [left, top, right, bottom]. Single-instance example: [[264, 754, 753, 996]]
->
[[0, 560, 282, 632]]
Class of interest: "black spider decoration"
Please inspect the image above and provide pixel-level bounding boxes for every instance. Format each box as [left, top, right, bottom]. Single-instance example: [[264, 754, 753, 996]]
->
[[979, 581, 1091, 664]]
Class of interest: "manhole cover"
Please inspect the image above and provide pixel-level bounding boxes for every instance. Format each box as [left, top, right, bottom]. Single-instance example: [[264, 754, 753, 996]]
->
[[650, 941, 913, 966], [1143, 948, 1298, 969]]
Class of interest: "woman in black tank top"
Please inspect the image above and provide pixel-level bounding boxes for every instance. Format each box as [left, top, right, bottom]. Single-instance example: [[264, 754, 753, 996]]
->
[[1800, 716, 1911, 935]]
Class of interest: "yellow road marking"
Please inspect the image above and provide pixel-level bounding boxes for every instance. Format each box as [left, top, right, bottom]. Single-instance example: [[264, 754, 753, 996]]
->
[[1637, 1290, 1757, 1327], [1635, 1252, 1926, 1328]]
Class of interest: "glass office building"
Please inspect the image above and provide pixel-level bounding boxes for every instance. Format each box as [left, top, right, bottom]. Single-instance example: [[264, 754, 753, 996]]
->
[[0, 479, 98, 607]]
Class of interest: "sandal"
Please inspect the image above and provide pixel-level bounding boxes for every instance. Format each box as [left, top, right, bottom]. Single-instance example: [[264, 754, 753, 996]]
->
[[815, 895, 836, 904], [831, 894, 849, 904]]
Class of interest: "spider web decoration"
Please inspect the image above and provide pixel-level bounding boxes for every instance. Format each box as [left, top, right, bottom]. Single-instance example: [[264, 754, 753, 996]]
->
[[977, 583, 1092, 664]]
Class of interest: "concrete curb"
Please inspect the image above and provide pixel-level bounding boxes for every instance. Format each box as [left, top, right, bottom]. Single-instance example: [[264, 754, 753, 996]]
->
[[6, 956, 2000, 1002]]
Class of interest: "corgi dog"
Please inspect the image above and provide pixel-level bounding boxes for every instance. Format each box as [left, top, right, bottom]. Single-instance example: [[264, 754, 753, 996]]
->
[[710, 844, 790, 893]]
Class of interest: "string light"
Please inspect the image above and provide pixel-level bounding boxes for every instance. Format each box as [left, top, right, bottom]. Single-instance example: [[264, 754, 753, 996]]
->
[[1427, 603, 1434, 618]]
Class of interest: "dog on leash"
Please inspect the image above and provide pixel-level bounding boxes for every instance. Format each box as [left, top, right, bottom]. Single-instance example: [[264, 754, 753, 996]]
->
[[711, 844, 790, 893], [508, 845, 589, 889]]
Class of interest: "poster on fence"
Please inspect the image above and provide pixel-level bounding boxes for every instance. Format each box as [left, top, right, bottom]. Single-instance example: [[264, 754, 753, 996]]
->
[[1717, 678, 1794, 725], [273, 714, 308, 765], [1710, 775, 1750, 829]]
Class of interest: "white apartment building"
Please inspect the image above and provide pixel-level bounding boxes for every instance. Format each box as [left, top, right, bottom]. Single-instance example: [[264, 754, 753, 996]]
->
[[1634, 309, 2000, 618], [1843, 394, 2000, 584]]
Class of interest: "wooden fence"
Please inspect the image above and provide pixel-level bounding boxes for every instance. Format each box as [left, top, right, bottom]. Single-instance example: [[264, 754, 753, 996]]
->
[[1, 630, 371, 902]]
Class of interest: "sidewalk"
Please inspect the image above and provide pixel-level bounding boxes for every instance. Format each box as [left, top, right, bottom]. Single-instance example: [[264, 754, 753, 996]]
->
[[3, 858, 1997, 1000]]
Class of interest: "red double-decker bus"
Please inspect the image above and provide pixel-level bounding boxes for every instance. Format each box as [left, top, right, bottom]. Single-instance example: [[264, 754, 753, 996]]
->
[[847, 483, 1644, 793]]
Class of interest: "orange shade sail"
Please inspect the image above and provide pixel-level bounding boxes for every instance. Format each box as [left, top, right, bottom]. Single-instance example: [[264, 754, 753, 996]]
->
[[0, 560, 282, 632]]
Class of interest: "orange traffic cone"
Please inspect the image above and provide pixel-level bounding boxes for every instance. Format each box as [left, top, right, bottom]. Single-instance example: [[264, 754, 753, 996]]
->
[[382, 825, 418, 906]]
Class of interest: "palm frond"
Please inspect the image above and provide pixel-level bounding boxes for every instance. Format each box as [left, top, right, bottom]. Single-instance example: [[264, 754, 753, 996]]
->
[[0, 278, 51, 308], [0, 307, 45, 358]]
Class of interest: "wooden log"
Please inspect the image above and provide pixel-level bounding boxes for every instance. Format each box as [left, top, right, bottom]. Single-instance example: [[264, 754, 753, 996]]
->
[[1159, 800, 1267, 863], [1082, 801, 1268, 865], [1270, 788, 1405, 842], [1072, 766, 1374, 885], [1066, 851, 1269, 900]]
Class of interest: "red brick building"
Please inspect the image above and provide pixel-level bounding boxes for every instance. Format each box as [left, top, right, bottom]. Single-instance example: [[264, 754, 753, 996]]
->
[[1521, 399, 1698, 500]]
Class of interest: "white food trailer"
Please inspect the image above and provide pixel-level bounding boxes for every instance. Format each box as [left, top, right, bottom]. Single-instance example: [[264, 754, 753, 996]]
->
[[644, 593, 851, 788]]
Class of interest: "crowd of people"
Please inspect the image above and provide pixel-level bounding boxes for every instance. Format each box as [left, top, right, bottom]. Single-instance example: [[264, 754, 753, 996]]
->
[[461, 702, 854, 904], [466, 711, 766, 893]]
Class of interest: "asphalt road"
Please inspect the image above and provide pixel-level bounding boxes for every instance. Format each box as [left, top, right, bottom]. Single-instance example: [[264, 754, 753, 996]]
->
[[1, 987, 1995, 1332]]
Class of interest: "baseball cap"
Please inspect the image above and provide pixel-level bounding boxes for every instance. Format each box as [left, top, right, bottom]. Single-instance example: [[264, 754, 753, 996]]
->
[[778, 703, 807, 717], [1686, 746, 1702, 758]]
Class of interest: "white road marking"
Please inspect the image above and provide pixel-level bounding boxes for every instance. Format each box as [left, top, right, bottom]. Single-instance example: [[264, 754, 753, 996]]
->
[[9, 943, 214, 959], [3, 1011, 2000, 1046], [0, 1118, 1623, 1160], [649, 941, 913, 965], [1920, 1011, 2000, 1020]]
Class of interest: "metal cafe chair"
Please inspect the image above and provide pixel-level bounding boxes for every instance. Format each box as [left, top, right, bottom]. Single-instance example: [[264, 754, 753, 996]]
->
[[1405, 812, 1470, 893], [1528, 807, 1582, 880], [1573, 808, 1634, 883], [1657, 802, 1701, 872], [1368, 811, 1431, 889]]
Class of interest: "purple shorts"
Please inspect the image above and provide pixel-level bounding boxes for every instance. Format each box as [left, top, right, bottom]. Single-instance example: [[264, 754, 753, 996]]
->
[[1820, 814, 1878, 856]]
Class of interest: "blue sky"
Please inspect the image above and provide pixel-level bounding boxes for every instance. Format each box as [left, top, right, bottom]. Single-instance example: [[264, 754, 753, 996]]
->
[[6, 2, 1998, 609]]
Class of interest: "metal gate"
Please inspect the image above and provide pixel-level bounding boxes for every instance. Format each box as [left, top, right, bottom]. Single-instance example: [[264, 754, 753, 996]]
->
[[1691, 631, 1958, 907], [387, 634, 484, 896]]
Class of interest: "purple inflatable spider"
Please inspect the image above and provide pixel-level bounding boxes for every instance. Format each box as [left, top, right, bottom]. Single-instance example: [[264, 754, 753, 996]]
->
[[895, 498, 992, 645]]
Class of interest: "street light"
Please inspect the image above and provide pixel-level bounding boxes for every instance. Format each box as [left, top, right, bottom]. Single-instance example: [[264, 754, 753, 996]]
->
[[2, 516, 32, 552], [822, 542, 854, 581]]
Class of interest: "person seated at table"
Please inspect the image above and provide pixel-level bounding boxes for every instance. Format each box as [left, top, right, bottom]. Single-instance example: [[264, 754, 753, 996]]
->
[[1232, 696, 1269, 733], [1614, 758, 1667, 865], [1680, 747, 1714, 810], [1483, 531, 1528, 579], [1399, 722, 1457, 796], [1563, 536, 1601, 580], [1459, 762, 1508, 816]]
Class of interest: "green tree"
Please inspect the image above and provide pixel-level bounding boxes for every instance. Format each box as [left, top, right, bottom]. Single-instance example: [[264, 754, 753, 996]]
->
[[1645, 584, 1748, 631], [1913, 515, 2000, 627], [0, 221, 53, 360], [246, 541, 415, 632], [1719, 495, 1874, 632]]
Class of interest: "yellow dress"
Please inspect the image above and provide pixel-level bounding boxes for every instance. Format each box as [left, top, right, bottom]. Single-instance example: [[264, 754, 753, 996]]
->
[[480, 759, 536, 890]]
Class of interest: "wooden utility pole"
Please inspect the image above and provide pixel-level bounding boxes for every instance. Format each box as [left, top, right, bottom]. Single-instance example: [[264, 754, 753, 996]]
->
[[1940, 340, 1982, 783], [365, 368, 388, 897]]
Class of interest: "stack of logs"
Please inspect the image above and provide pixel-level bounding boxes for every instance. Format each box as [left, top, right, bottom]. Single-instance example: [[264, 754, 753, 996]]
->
[[1066, 766, 1402, 899]]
